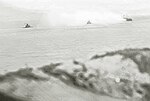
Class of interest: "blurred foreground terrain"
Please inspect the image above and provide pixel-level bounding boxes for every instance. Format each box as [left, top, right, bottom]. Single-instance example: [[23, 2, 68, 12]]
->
[[0, 48, 150, 101]]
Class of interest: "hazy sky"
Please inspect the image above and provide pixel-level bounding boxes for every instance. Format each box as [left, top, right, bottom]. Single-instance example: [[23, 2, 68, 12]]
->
[[1, 0, 150, 11], [1, 0, 150, 26]]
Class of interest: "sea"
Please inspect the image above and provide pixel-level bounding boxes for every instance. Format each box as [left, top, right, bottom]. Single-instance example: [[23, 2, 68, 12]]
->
[[0, 16, 150, 73]]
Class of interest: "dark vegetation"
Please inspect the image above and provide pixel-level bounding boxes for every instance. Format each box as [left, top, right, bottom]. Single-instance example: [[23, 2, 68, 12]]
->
[[0, 48, 150, 101], [39, 62, 100, 92], [91, 48, 150, 101], [91, 48, 150, 74], [0, 68, 48, 82], [140, 83, 150, 101], [0, 91, 25, 101]]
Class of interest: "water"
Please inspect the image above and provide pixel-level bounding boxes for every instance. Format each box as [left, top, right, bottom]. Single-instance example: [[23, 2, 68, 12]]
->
[[0, 17, 150, 72]]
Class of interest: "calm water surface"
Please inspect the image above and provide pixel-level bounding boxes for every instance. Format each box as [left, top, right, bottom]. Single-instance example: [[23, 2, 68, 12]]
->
[[0, 18, 150, 72]]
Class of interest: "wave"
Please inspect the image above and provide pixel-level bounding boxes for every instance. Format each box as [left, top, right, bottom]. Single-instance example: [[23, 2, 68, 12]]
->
[[0, 48, 150, 101]]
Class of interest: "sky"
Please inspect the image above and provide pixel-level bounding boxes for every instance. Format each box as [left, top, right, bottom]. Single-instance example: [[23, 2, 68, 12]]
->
[[1, 0, 150, 12], [1, 0, 150, 27]]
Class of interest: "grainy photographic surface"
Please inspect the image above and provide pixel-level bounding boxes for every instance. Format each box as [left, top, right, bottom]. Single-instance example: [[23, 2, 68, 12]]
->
[[0, 0, 150, 101]]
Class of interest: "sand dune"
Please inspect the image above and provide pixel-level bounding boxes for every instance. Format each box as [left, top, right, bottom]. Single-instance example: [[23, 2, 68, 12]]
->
[[0, 48, 150, 101]]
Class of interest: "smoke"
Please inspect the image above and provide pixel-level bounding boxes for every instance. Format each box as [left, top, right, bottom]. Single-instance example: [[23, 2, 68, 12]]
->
[[42, 10, 123, 27], [36, 1, 124, 27], [1, 0, 150, 27], [0, 0, 126, 27]]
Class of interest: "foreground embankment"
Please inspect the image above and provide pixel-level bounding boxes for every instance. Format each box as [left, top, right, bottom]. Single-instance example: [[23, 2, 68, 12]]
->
[[0, 48, 150, 101]]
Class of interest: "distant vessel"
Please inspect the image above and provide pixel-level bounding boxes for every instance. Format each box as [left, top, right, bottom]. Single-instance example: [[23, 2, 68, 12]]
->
[[87, 20, 92, 24], [124, 18, 132, 21], [123, 15, 133, 21], [23, 24, 31, 28]]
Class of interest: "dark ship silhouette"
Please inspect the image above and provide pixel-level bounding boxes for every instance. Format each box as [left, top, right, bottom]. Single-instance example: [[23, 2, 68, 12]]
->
[[124, 18, 132, 21], [23, 24, 31, 28], [87, 20, 92, 24], [123, 15, 133, 21]]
